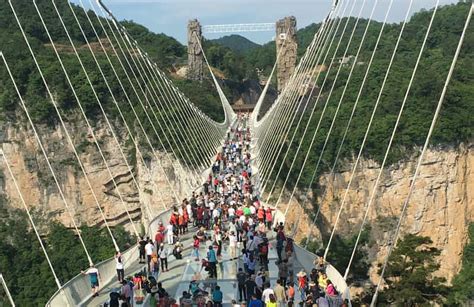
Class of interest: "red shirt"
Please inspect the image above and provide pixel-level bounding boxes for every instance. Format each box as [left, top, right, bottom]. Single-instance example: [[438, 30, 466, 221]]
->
[[170, 214, 177, 225], [155, 232, 164, 244]]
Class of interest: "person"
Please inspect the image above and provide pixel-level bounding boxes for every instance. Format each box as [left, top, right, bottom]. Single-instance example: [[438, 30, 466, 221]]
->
[[266, 294, 277, 307], [215, 229, 223, 257], [308, 281, 320, 301], [246, 235, 257, 257], [166, 223, 174, 245], [108, 291, 120, 307], [82, 265, 100, 297], [114, 251, 125, 283], [255, 272, 264, 300], [277, 260, 288, 286], [247, 254, 257, 275], [179, 291, 193, 307], [155, 229, 164, 251], [309, 268, 318, 284], [138, 237, 147, 264], [273, 280, 286, 307], [145, 239, 154, 271], [120, 279, 132, 306], [237, 268, 247, 302], [286, 282, 295, 304], [258, 241, 269, 270], [173, 241, 183, 259], [150, 252, 160, 278], [318, 270, 328, 290], [325, 279, 339, 299], [158, 243, 169, 272], [296, 270, 307, 303], [248, 294, 263, 307], [315, 296, 329, 307], [276, 227, 285, 262], [156, 282, 168, 299], [207, 245, 217, 278], [212, 285, 223, 307], [245, 275, 257, 304], [192, 235, 200, 261], [228, 230, 237, 259], [261, 283, 274, 303], [314, 255, 327, 272]]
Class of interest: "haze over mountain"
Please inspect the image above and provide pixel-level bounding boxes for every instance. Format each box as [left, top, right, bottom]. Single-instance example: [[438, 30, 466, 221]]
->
[[210, 34, 261, 54]]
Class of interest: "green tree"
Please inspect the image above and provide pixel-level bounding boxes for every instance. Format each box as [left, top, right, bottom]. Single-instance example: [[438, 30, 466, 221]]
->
[[447, 223, 474, 305], [377, 234, 448, 305]]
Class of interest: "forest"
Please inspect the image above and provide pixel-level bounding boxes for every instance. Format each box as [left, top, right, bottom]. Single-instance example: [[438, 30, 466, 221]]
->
[[0, 0, 473, 305]]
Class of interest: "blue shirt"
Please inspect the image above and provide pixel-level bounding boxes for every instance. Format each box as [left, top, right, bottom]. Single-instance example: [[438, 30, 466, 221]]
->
[[207, 249, 217, 262], [212, 289, 223, 302], [249, 299, 263, 307]]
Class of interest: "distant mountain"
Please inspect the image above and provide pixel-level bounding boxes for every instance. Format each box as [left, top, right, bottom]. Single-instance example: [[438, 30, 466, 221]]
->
[[211, 34, 261, 54]]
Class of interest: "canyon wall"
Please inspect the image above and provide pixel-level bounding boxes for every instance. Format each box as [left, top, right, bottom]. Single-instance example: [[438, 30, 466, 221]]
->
[[282, 144, 473, 284], [0, 119, 194, 234]]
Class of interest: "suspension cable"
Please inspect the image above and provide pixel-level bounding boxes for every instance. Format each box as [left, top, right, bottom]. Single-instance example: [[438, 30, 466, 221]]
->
[[0, 149, 64, 291], [259, 2, 344, 197], [266, 0, 353, 209], [256, 16, 334, 186], [87, 1, 201, 191], [34, 0, 137, 246], [0, 50, 93, 266], [64, 0, 181, 203], [371, 4, 473, 305], [280, 0, 370, 221], [324, 0, 396, 259], [49, 0, 168, 216], [343, 0, 427, 280]]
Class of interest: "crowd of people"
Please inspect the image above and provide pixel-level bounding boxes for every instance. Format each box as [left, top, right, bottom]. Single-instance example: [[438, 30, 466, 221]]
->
[[97, 113, 348, 306]]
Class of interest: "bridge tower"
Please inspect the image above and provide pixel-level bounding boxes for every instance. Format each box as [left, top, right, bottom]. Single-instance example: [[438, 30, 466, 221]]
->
[[275, 16, 297, 92], [187, 19, 204, 81]]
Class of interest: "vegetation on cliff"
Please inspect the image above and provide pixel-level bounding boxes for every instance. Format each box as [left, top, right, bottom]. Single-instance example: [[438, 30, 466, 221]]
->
[[447, 223, 474, 304], [0, 207, 134, 305], [265, 2, 473, 189]]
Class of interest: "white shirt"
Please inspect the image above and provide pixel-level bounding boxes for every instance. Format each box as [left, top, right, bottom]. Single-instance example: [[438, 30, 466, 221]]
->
[[212, 208, 220, 219], [145, 243, 154, 256], [229, 234, 237, 247], [228, 207, 235, 217], [262, 288, 275, 303], [166, 224, 173, 234], [115, 256, 124, 270]]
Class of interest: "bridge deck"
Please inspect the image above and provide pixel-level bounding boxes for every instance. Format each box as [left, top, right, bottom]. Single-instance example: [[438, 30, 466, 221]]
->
[[86, 232, 305, 306]]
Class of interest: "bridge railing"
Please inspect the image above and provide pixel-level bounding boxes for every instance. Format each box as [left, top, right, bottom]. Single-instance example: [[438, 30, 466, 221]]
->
[[293, 244, 351, 305], [271, 207, 351, 304], [46, 209, 172, 307]]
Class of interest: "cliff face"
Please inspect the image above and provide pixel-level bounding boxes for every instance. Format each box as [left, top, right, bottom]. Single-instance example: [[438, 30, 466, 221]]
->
[[283, 144, 473, 284], [0, 119, 192, 233], [2, 117, 472, 284]]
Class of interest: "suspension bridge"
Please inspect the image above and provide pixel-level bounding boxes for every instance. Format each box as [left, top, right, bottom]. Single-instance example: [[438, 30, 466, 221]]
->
[[0, 0, 472, 306]]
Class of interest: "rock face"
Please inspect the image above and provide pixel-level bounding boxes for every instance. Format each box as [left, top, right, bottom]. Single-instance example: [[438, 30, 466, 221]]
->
[[276, 16, 297, 92], [281, 144, 473, 284], [0, 119, 194, 234], [187, 19, 203, 81]]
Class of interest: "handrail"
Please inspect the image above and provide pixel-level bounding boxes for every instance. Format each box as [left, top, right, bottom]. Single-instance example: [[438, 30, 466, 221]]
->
[[46, 209, 172, 307], [293, 244, 352, 305]]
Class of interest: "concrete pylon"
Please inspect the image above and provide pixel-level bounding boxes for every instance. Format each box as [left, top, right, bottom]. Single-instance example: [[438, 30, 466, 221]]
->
[[275, 16, 297, 92], [187, 19, 203, 81]]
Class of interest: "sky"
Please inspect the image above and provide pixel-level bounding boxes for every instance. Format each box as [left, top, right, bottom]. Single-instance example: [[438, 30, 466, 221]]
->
[[73, 0, 459, 45]]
